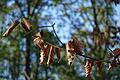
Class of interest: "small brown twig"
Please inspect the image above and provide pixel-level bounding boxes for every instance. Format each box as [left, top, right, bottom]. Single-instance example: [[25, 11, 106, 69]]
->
[[23, 22, 120, 65], [15, 0, 25, 18], [24, 25, 53, 37], [80, 54, 111, 63], [51, 23, 65, 47]]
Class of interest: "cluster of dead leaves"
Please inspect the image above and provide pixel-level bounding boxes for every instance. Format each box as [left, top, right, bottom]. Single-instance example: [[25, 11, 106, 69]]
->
[[32, 32, 61, 64], [3, 18, 32, 37], [66, 37, 84, 65], [84, 48, 120, 79], [3, 18, 61, 65], [3, 18, 120, 79]]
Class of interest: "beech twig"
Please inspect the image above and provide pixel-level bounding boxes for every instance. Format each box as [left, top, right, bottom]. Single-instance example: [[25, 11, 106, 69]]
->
[[24, 22, 119, 65], [80, 54, 111, 63], [24, 25, 53, 36], [51, 23, 65, 47], [107, 47, 114, 56], [15, 0, 25, 18]]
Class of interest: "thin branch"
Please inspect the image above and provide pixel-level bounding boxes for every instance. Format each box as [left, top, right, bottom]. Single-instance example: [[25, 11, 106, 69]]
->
[[80, 54, 99, 61], [31, 0, 40, 16], [23, 23, 119, 65], [51, 23, 65, 46], [26, 0, 31, 16], [76, 52, 116, 64], [80, 54, 111, 63], [107, 47, 115, 56], [24, 25, 53, 36], [83, 54, 120, 65], [84, 12, 94, 27], [25, 23, 65, 47], [107, 47, 120, 60], [15, 0, 25, 18], [34, 2, 51, 16], [91, 0, 98, 28], [80, 4, 94, 27]]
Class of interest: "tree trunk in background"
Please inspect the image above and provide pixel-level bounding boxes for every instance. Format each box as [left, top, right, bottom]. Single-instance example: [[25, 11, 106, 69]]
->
[[25, 36, 31, 80], [35, 53, 39, 80]]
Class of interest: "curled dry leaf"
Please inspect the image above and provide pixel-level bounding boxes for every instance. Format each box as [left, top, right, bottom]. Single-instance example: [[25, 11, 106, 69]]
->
[[23, 18, 32, 31], [33, 37, 45, 49], [95, 60, 103, 74], [3, 20, 20, 37], [85, 60, 94, 78], [113, 48, 120, 58], [69, 37, 84, 55], [47, 46, 54, 64], [33, 32, 45, 49], [66, 41, 75, 65], [21, 22, 30, 32], [40, 45, 50, 64], [108, 60, 117, 70], [55, 47, 61, 63]]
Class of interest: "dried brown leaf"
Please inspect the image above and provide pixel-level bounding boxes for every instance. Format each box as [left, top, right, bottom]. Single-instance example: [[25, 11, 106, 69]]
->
[[113, 48, 120, 58], [33, 37, 45, 49], [95, 60, 103, 74], [85, 60, 94, 78], [70, 37, 84, 55], [33, 32, 45, 49], [55, 47, 61, 63], [108, 60, 117, 70], [47, 46, 54, 64], [3, 20, 20, 37], [23, 18, 32, 31], [66, 41, 75, 65], [39, 45, 50, 64], [21, 22, 30, 32]]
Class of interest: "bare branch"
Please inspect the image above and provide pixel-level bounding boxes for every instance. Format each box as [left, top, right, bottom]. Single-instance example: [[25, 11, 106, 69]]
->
[[107, 47, 114, 56], [91, 0, 98, 27], [31, 0, 40, 16], [51, 23, 65, 46], [25, 23, 65, 46], [15, 0, 25, 18], [23, 23, 120, 65], [26, 0, 31, 16], [24, 25, 53, 37]]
